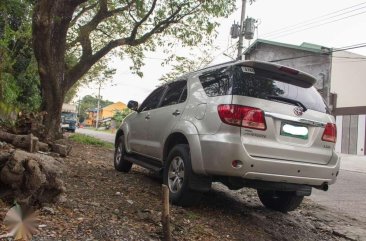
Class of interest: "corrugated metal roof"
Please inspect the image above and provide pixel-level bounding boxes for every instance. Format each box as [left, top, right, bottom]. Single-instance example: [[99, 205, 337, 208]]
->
[[244, 39, 329, 55]]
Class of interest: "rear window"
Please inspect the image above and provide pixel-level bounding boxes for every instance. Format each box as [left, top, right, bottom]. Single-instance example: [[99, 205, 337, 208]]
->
[[232, 66, 329, 113], [199, 67, 231, 97], [199, 65, 328, 113]]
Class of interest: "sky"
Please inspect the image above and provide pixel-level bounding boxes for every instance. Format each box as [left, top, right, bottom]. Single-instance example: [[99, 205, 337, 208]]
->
[[77, 0, 366, 105]]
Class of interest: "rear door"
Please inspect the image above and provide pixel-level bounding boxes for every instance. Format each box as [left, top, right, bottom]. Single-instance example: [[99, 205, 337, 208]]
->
[[231, 65, 334, 164]]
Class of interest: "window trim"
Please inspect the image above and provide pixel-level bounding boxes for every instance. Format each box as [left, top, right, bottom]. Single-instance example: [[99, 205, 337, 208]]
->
[[138, 85, 167, 112]]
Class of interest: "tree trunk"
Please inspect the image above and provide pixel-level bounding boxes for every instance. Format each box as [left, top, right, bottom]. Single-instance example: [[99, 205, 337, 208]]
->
[[32, 0, 77, 141], [40, 87, 64, 141]]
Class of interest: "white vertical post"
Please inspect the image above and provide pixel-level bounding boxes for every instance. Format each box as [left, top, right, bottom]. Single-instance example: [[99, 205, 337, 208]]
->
[[357, 115, 365, 155], [96, 83, 101, 129], [335, 116, 343, 153]]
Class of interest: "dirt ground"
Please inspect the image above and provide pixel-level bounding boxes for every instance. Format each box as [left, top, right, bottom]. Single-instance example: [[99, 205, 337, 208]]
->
[[1, 141, 365, 241]]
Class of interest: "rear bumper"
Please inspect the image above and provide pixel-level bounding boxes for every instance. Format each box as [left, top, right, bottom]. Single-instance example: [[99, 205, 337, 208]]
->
[[198, 134, 340, 186]]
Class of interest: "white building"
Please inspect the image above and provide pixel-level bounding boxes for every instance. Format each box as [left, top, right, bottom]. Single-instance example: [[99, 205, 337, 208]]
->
[[331, 51, 366, 155]]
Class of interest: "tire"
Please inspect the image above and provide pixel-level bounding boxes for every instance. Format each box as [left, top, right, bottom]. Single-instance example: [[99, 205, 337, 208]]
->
[[163, 144, 202, 207], [114, 136, 132, 172], [257, 189, 304, 213]]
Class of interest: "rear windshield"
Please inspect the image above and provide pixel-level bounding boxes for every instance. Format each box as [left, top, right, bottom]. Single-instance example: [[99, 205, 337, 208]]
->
[[232, 66, 328, 113], [199, 65, 329, 113]]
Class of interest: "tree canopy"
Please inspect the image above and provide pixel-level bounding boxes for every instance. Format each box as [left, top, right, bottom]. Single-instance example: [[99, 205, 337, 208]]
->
[[29, 0, 237, 140], [0, 0, 41, 111]]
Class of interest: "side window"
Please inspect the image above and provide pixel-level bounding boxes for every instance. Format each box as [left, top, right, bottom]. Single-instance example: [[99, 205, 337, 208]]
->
[[161, 80, 187, 107], [139, 86, 166, 112], [199, 67, 231, 97]]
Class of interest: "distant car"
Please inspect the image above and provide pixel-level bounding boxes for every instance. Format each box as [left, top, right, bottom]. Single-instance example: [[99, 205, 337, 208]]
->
[[114, 60, 340, 212], [61, 112, 77, 133]]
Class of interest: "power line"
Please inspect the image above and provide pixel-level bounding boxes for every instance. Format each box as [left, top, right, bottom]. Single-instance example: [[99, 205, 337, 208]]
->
[[267, 10, 366, 39], [204, 40, 239, 67], [269, 43, 366, 62], [261, 1, 366, 37]]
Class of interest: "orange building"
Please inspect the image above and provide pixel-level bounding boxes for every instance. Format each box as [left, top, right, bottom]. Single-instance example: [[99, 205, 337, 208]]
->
[[85, 101, 127, 126]]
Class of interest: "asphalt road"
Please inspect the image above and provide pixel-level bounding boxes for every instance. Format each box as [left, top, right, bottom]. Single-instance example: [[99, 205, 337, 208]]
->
[[310, 155, 366, 222], [76, 128, 115, 143], [75, 128, 366, 221]]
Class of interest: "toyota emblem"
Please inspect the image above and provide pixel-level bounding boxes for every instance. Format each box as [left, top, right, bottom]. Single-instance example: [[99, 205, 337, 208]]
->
[[294, 106, 304, 116]]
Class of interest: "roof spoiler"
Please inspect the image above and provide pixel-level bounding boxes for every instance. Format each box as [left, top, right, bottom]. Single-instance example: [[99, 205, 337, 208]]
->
[[239, 60, 317, 88]]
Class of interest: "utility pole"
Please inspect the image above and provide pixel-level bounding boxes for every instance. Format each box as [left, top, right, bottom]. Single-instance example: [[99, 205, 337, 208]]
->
[[237, 0, 247, 60], [95, 82, 101, 129]]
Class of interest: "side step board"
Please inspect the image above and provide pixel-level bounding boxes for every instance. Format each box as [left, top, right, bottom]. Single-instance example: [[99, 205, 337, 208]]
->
[[124, 154, 163, 172]]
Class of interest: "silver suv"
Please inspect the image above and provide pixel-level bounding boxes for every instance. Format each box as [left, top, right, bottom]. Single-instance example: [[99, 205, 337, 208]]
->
[[114, 60, 340, 212]]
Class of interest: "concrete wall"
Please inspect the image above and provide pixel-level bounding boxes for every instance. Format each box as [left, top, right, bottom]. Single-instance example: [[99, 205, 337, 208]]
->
[[245, 44, 331, 91], [331, 51, 366, 108]]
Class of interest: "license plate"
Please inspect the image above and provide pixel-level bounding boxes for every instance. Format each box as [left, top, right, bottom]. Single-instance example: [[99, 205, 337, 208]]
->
[[280, 123, 308, 140], [61, 124, 69, 128]]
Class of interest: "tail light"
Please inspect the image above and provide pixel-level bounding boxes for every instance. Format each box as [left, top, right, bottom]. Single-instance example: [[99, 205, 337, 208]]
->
[[322, 123, 337, 143], [217, 104, 266, 130]]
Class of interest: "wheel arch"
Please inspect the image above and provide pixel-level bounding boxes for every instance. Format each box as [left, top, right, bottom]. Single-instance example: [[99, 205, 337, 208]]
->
[[115, 129, 124, 147], [163, 132, 189, 162], [163, 120, 207, 175]]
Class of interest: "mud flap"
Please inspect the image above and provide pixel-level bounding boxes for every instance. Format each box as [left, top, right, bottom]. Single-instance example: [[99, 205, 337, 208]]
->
[[188, 174, 212, 192]]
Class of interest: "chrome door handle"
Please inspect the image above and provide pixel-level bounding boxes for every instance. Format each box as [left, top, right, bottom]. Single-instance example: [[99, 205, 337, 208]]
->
[[172, 110, 181, 116], [145, 114, 150, 120]]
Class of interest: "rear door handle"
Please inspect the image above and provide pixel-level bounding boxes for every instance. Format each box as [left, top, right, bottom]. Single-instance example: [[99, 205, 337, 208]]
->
[[172, 110, 181, 116]]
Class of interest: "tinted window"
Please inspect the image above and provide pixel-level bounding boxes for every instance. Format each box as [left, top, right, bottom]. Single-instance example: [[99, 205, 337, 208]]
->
[[199, 68, 231, 97], [161, 81, 187, 107], [139, 86, 166, 112], [232, 66, 328, 113]]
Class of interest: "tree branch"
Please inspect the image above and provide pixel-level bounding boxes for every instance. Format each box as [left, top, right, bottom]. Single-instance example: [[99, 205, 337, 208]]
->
[[67, 2, 204, 89], [96, 27, 113, 38], [69, 3, 98, 27], [129, 0, 157, 40], [68, 0, 133, 49], [67, 38, 127, 88]]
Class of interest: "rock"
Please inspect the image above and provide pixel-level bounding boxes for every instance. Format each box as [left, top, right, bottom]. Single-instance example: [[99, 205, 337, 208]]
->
[[57, 195, 67, 203], [25, 159, 46, 191], [51, 143, 71, 157], [0, 156, 25, 189], [137, 209, 153, 220], [115, 192, 121, 196], [38, 224, 47, 228], [42, 207, 55, 215], [0, 141, 6, 148], [0, 150, 65, 206], [90, 202, 100, 207], [113, 208, 120, 215], [0, 152, 12, 171], [127, 199, 134, 205]]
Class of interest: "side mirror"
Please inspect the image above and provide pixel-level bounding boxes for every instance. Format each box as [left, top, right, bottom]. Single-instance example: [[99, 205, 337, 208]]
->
[[127, 100, 139, 111]]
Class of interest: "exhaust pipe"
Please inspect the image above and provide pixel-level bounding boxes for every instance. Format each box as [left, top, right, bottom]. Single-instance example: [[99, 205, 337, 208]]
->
[[314, 182, 328, 191]]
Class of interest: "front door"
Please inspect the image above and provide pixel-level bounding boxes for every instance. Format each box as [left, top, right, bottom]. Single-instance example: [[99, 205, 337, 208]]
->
[[128, 86, 166, 154], [145, 80, 188, 159]]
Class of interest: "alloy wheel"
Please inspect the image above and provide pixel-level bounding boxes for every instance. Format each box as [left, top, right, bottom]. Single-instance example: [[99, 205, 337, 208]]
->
[[168, 156, 185, 193]]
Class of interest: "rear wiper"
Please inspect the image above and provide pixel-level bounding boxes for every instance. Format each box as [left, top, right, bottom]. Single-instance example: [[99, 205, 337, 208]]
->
[[267, 95, 308, 112]]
